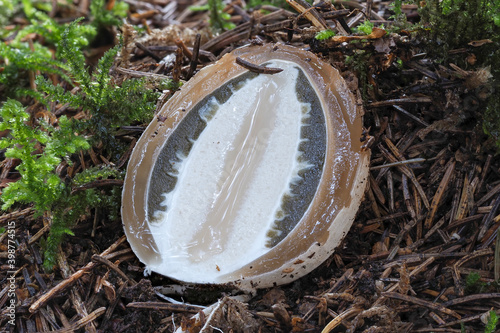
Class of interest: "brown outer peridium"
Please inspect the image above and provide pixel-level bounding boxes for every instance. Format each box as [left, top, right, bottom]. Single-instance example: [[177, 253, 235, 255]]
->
[[121, 43, 370, 290]]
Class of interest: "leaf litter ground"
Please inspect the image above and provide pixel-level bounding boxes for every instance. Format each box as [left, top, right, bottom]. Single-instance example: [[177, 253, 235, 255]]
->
[[1, 1, 500, 332]]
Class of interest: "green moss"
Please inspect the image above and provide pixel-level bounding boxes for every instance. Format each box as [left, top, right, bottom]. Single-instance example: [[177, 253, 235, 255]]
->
[[417, 0, 500, 149], [464, 272, 500, 295], [485, 310, 498, 333], [34, 19, 160, 159], [0, 100, 89, 213], [190, 0, 235, 31], [419, 0, 499, 51], [0, 15, 161, 269], [42, 166, 123, 270], [465, 272, 482, 294], [315, 29, 335, 40], [0, 6, 96, 99], [0, 100, 123, 270], [354, 21, 374, 35], [345, 50, 372, 99], [90, 0, 129, 28], [246, 0, 289, 9]]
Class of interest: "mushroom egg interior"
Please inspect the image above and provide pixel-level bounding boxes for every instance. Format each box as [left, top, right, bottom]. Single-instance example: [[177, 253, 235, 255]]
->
[[122, 44, 370, 288]]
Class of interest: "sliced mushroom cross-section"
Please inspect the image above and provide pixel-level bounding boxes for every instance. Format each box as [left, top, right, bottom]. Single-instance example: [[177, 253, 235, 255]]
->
[[122, 43, 370, 289]]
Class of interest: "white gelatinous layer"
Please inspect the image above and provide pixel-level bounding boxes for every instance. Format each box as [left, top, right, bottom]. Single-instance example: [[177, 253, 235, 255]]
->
[[147, 60, 313, 282]]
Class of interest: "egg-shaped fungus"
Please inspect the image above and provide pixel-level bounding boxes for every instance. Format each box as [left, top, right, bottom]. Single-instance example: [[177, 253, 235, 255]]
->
[[122, 43, 370, 289]]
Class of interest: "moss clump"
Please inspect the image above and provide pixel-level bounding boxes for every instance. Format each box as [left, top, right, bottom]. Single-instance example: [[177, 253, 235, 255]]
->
[[419, 0, 499, 50], [1, 16, 162, 269], [417, 0, 500, 149]]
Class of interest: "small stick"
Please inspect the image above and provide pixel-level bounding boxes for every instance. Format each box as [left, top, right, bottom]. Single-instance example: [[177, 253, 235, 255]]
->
[[102, 281, 128, 327], [70, 179, 124, 195], [28, 225, 50, 245], [91, 254, 135, 285], [378, 144, 430, 209], [286, 0, 328, 29], [135, 42, 162, 62], [387, 171, 395, 212], [455, 175, 473, 221], [69, 307, 106, 332], [186, 34, 201, 80], [57, 247, 97, 333], [382, 292, 461, 319], [369, 175, 386, 205], [424, 160, 456, 229], [393, 105, 430, 127], [476, 154, 492, 196], [130, 9, 158, 20], [126, 301, 203, 313], [115, 67, 171, 80], [441, 309, 500, 328], [478, 193, 500, 239], [29, 236, 127, 313], [116, 138, 137, 170], [174, 38, 193, 59], [235, 57, 283, 74], [172, 46, 184, 83], [321, 9, 351, 20], [368, 98, 433, 108], [428, 312, 446, 326], [103, 248, 133, 261], [322, 307, 363, 333], [449, 170, 464, 223], [0, 207, 35, 224], [365, 212, 408, 225], [141, 18, 152, 34], [148, 46, 217, 62], [446, 214, 484, 230], [402, 174, 416, 219], [443, 292, 500, 307], [452, 248, 493, 296], [201, 10, 288, 51], [370, 158, 426, 170]]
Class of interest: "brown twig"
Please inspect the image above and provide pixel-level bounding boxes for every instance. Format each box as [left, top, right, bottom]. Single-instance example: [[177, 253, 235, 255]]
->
[[424, 160, 456, 229], [382, 292, 461, 319], [70, 179, 124, 195], [443, 292, 500, 307], [135, 42, 162, 62], [91, 254, 135, 285], [186, 34, 201, 80], [126, 301, 203, 313], [29, 236, 127, 313], [235, 57, 283, 74]]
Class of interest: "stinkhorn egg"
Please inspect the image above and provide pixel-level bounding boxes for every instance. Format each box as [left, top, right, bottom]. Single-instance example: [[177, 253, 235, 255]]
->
[[122, 43, 370, 289]]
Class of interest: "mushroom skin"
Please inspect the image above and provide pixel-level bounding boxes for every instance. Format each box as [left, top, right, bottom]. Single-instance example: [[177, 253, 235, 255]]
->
[[121, 43, 370, 289]]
